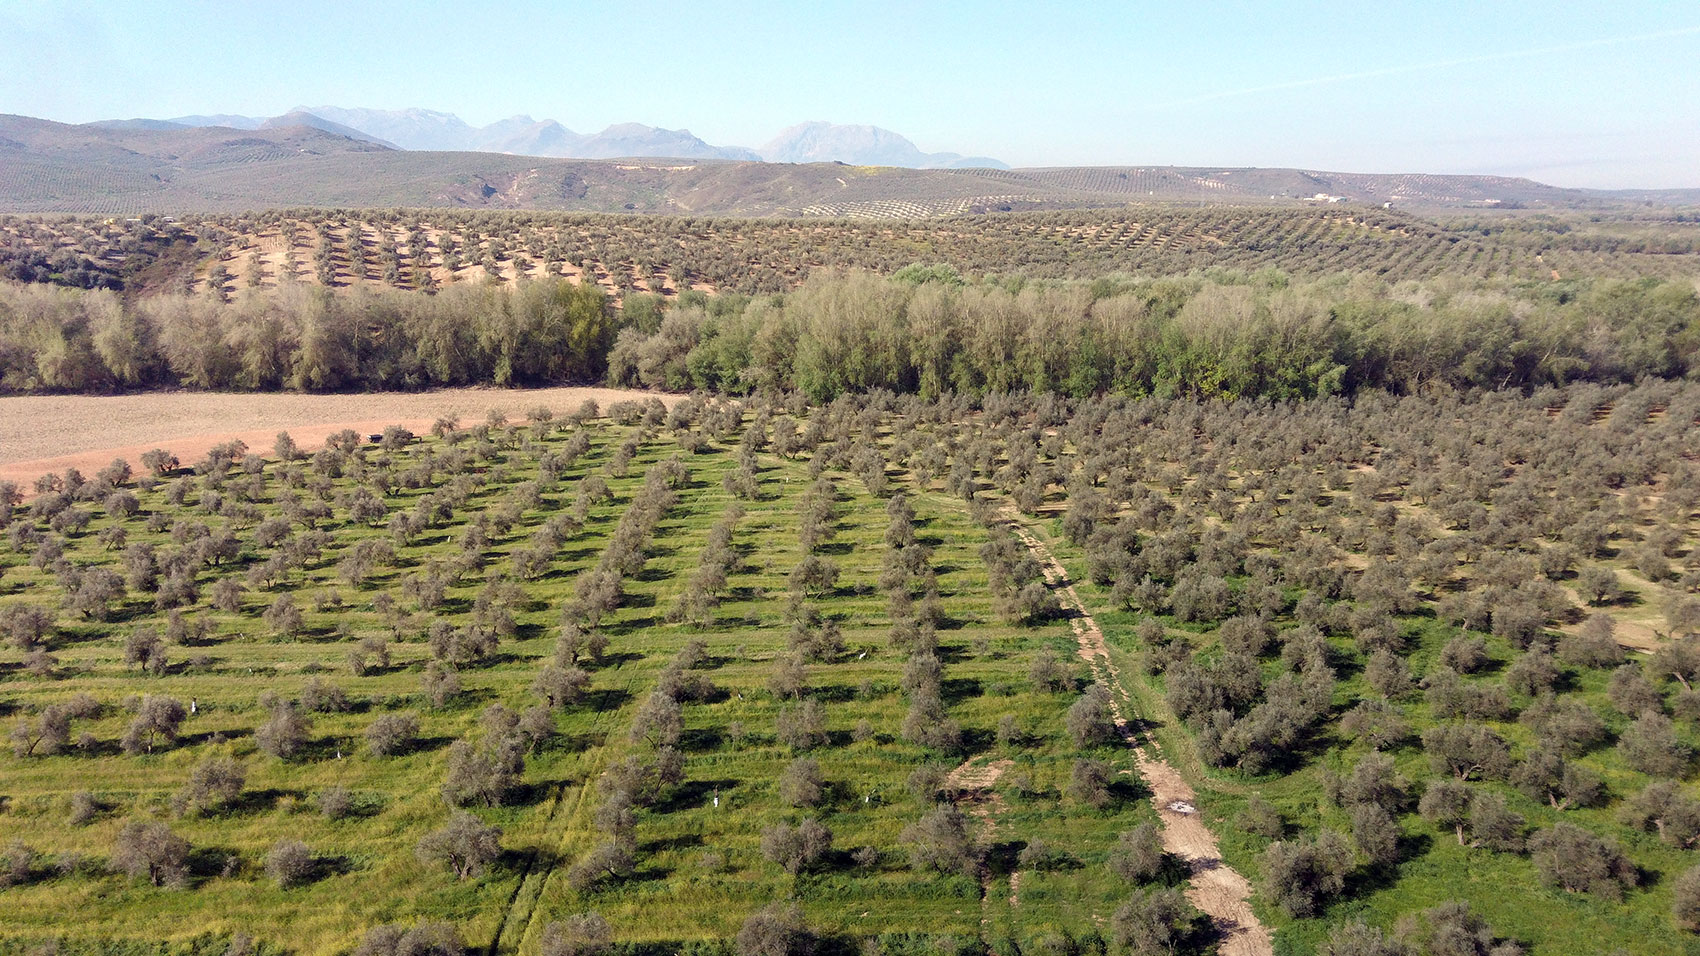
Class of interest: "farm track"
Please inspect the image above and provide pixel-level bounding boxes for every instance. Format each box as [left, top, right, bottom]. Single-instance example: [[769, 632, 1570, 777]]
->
[[499, 462, 697, 953], [945, 757, 1014, 924], [1003, 513, 1273, 956], [487, 779, 574, 956]]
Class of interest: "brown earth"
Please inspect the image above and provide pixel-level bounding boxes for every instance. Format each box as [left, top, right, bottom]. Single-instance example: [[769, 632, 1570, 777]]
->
[[1005, 514, 1273, 956], [947, 757, 1014, 926], [0, 386, 677, 491]]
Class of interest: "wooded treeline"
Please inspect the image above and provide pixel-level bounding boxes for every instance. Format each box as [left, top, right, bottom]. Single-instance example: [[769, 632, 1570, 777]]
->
[[1, 267, 1696, 399]]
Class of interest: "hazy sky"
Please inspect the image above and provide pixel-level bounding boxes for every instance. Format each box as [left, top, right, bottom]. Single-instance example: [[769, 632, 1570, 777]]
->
[[2, 0, 1696, 188]]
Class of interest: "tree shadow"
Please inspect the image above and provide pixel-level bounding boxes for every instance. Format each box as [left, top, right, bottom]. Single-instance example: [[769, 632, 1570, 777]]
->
[[225, 787, 302, 814], [941, 677, 982, 703], [308, 853, 357, 882], [654, 778, 737, 813], [186, 845, 244, 885], [679, 727, 723, 751], [640, 833, 704, 854], [586, 651, 643, 671], [1108, 777, 1152, 804]]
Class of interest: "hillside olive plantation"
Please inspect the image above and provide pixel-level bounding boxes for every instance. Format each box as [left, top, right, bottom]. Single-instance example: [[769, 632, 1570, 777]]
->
[[2, 378, 1700, 956], [5, 206, 1700, 302]]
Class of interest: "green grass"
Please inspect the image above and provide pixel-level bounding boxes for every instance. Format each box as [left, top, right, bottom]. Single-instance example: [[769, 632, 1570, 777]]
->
[[1036, 509, 1700, 956], [6, 388, 1700, 956], [0, 412, 1149, 955]]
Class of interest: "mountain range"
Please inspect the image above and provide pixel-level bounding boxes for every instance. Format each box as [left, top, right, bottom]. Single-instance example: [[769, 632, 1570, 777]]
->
[[5, 112, 1698, 217], [86, 106, 1008, 168]]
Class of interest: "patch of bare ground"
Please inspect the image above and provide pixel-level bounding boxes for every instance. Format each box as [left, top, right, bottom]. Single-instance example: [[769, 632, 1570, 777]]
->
[[1004, 514, 1273, 956], [0, 386, 678, 492], [947, 757, 1014, 922]]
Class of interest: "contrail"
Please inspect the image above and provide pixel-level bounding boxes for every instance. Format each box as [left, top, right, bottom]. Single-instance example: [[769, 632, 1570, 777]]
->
[[1140, 25, 1700, 110]]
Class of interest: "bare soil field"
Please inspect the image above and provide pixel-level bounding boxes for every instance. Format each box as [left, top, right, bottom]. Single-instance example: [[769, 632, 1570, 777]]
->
[[0, 386, 675, 490]]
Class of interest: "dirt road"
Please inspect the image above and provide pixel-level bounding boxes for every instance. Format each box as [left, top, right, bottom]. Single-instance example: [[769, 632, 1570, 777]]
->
[[1006, 515, 1273, 956]]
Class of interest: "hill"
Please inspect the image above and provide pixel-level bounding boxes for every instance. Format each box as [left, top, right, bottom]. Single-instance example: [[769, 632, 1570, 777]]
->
[[173, 107, 989, 167], [8, 114, 1699, 218], [7, 201, 1700, 306], [760, 121, 1008, 168], [258, 110, 399, 149]]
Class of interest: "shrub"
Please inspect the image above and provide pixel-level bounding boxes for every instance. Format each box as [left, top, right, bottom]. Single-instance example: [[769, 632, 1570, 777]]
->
[[1029, 647, 1073, 693], [68, 790, 100, 826], [1239, 796, 1285, 839], [0, 840, 36, 888], [1016, 838, 1069, 871], [317, 785, 354, 820]]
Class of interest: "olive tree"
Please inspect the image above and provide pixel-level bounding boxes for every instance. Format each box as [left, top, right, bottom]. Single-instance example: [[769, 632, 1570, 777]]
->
[[1528, 823, 1636, 899], [735, 903, 812, 956], [1066, 685, 1119, 748], [1261, 830, 1353, 917], [266, 838, 315, 888], [759, 818, 833, 875], [900, 805, 982, 878], [111, 820, 189, 887], [416, 811, 502, 879], [540, 913, 612, 956]]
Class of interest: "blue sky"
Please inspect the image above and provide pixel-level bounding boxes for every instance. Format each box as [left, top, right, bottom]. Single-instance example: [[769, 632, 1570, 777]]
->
[[2, 0, 1696, 188]]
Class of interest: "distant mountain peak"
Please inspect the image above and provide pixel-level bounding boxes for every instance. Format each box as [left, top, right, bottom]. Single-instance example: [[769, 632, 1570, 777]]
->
[[108, 106, 1007, 167], [262, 110, 398, 149], [760, 121, 1007, 169]]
